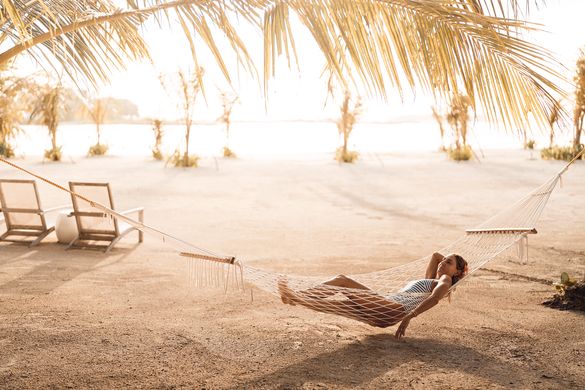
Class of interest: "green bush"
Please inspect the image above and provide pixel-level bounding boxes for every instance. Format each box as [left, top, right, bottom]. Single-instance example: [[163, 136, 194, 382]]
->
[[0, 142, 15, 158], [335, 147, 359, 163], [540, 145, 584, 161], [88, 143, 108, 156], [44, 146, 62, 161], [223, 147, 237, 159], [447, 145, 472, 161]]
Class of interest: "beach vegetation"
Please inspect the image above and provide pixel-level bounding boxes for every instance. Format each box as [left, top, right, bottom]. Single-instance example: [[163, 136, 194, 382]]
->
[[85, 98, 108, 156], [447, 145, 473, 161], [160, 68, 204, 167], [540, 144, 584, 161], [335, 90, 361, 163], [88, 143, 109, 157], [524, 140, 536, 150], [573, 50, 585, 149], [152, 119, 164, 160], [219, 91, 239, 159], [0, 71, 30, 158], [168, 149, 199, 168], [548, 100, 561, 148], [543, 272, 585, 312], [0, 1, 568, 138], [446, 93, 473, 160], [30, 83, 66, 161], [223, 147, 236, 159]]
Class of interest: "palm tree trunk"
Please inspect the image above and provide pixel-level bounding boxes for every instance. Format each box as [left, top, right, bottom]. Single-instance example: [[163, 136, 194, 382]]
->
[[97, 123, 101, 145], [51, 130, 57, 150], [343, 129, 348, 156], [184, 121, 191, 165]]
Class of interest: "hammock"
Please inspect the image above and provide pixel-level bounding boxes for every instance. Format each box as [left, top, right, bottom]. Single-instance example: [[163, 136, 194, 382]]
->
[[0, 153, 582, 328]]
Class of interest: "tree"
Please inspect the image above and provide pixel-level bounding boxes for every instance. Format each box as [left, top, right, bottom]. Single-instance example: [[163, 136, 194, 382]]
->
[[548, 101, 561, 148], [218, 91, 239, 158], [335, 90, 362, 163], [30, 83, 67, 161], [431, 106, 447, 151], [573, 50, 585, 148], [160, 68, 204, 167], [447, 93, 472, 149], [85, 98, 109, 156], [446, 93, 473, 160], [152, 119, 164, 160], [0, 0, 567, 136]]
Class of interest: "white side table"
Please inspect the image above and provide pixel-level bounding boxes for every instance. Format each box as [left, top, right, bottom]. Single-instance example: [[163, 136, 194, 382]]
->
[[55, 210, 78, 244]]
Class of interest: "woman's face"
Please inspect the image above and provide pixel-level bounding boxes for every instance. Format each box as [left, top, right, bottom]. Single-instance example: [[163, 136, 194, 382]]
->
[[437, 254, 459, 278]]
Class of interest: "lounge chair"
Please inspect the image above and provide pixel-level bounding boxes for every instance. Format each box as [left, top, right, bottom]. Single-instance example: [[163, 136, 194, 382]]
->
[[67, 182, 144, 253], [0, 179, 69, 246]]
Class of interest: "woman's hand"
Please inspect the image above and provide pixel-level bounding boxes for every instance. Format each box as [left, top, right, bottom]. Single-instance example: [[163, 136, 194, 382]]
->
[[395, 314, 413, 340]]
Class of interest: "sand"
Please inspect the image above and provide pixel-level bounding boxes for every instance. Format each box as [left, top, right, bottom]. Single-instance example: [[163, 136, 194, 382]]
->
[[0, 150, 584, 389]]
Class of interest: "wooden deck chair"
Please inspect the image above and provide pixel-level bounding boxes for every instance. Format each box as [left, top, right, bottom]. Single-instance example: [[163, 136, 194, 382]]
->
[[67, 182, 144, 253], [0, 179, 68, 246]]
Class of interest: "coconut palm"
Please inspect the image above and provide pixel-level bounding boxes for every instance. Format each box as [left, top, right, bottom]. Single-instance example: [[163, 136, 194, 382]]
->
[[30, 83, 66, 161], [0, 1, 566, 133]]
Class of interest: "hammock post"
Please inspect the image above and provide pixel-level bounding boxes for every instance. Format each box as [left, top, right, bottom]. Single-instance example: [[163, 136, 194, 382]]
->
[[516, 234, 529, 265]]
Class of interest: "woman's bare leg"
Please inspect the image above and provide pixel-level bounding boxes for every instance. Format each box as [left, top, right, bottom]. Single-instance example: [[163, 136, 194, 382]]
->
[[278, 279, 405, 327], [282, 274, 371, 303]]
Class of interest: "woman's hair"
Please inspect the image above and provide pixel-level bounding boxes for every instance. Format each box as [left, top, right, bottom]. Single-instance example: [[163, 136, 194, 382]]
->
[[451, 254, 468, 285]]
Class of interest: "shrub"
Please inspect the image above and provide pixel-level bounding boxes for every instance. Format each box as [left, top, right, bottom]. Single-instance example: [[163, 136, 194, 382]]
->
[[524, 139, 536, 150], [168, 150, 199, 168], [543, 272, 585, 312], [447, 145, 472, 161], [44, 146, 62, 161], [335, 147, 359, 163], [223, 147, 236, 159], [0, 141, 15, 158], [152, 149, 163, 161], [88, 143, 108, 156], [540, 144, 584, 161]]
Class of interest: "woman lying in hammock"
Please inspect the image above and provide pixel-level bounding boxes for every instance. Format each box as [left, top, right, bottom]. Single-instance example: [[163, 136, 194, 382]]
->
[[278, 252, 468, 339]]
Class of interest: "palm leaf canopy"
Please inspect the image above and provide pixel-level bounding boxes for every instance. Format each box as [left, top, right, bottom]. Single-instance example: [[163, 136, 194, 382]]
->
[[0, 0, 564, 130]]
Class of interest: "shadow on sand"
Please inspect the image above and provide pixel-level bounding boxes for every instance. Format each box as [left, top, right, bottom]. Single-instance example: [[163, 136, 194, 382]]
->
[[0, 243, 138, 295], [234, 333, 538, 389]]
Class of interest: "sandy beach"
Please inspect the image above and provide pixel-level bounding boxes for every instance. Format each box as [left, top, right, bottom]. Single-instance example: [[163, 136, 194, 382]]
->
[[0, 150, 584, 389]]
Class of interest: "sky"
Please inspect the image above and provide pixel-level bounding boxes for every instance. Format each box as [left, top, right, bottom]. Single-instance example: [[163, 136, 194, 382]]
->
[[16, 0, 585, 123]]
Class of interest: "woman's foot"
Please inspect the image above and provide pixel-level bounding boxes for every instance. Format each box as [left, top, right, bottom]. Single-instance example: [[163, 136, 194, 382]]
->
[[278, 279, 297, 306]]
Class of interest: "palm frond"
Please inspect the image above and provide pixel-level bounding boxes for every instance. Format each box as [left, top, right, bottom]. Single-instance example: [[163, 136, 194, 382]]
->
[[0, 0, 564, 131], [263, 0, 565, 130]]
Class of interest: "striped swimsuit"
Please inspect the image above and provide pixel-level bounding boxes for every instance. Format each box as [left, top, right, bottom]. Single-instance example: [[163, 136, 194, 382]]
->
[[387, 279, 436, 313]]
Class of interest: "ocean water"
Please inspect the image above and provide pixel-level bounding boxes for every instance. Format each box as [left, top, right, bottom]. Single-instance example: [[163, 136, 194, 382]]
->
[[15, 119, 571, 159]]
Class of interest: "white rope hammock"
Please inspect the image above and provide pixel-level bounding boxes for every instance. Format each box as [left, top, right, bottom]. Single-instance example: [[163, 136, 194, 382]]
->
[[0, 153, 582, 328]]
